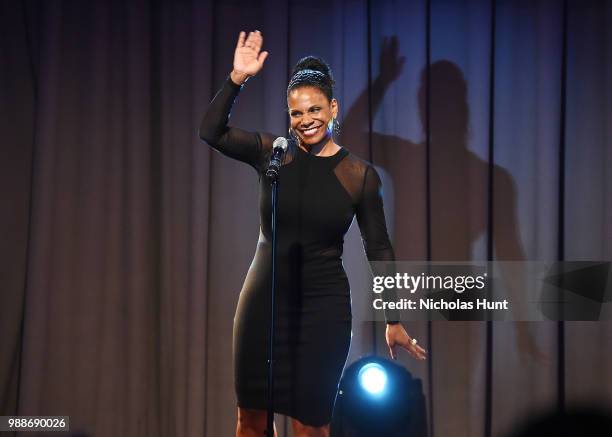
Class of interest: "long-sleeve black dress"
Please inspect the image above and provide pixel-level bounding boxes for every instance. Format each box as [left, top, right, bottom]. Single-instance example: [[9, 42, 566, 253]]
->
[[199, 76, 398, 427]]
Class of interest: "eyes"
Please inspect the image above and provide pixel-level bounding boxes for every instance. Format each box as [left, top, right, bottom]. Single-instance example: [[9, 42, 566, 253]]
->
[[289, 106, 322, 118]]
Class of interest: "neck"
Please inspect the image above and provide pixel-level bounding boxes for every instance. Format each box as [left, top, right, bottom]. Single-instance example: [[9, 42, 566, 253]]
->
[[299, 136, 338, 157]]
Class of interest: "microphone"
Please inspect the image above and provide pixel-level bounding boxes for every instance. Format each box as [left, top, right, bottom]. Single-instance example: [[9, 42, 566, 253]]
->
[[265, 137, 289, 181]]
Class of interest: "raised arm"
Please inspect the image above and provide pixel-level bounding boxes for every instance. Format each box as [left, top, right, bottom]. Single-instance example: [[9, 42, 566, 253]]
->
[[356, 165, 427, 361], [198, 31, 272, 171]]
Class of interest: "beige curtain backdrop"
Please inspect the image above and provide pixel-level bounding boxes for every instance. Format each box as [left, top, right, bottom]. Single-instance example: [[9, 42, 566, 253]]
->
[[1, 0, 610, 436]]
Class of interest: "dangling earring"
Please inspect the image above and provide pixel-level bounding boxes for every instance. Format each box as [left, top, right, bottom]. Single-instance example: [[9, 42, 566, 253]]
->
[[332, 117, 340, 137], [288, 127, 300, 146]]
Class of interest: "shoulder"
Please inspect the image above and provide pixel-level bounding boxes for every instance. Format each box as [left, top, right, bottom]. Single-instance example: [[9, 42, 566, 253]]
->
[[341, 149, 384, 185], [339, 149, 373, 177], [337, 150, 385, 205]]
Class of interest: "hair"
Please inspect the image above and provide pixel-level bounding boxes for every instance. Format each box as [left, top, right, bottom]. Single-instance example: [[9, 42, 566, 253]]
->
[[287, 56, 335, 101]]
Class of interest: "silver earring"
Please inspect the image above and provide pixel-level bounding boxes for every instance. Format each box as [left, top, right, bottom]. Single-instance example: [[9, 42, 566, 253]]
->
[[288, 128, 301, 146]]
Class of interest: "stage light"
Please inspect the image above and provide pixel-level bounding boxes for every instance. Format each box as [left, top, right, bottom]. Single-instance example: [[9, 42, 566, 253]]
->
[[331, 355, 428, 436], [358, 362, 387, 396]]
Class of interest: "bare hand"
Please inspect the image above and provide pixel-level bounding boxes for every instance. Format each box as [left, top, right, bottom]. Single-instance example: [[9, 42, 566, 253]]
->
[[231, 30, 269, 84], [386, 323, 427, 361]]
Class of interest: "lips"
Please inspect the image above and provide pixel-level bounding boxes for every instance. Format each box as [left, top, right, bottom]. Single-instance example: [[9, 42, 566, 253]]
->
[[300, 124, 323, 137]]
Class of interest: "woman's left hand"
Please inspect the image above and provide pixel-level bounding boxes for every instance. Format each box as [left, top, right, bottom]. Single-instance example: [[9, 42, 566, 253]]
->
[[385, 323, 427, 361]]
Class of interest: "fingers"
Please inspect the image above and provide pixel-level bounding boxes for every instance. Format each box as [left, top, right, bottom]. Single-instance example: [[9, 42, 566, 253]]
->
[[236, 30, 263, 52], [236, 31, 246, 49], [396, 336, 427, 361], [407, 341, 427, 361], [391, 342, 426, 361], [258, 51, 269, 66], [388, 344, 397, 361], [252, 30, 263, 52], [386, 331, 397, 360], [244, 30, 263, 53]]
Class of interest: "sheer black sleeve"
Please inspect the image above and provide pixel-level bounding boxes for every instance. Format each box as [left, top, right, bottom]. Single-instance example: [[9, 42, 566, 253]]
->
[[198, 76, 273, 171], [355, 165, 400, 324]]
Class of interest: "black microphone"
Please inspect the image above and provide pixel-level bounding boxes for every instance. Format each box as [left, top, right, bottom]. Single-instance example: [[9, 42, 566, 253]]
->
[[265, 137, 289, 181]]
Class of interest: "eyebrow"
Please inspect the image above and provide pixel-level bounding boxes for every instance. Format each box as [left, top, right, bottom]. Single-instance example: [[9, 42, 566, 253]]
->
[[289, 105, 322, 112]]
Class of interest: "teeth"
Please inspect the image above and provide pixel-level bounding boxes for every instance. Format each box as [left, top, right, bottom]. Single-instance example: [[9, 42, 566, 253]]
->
[[302, 126, 320, 136]]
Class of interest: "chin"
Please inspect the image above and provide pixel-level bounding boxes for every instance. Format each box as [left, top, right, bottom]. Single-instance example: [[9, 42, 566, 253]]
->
[[300, 136, 322, 145], [299, 132, 330, 146]]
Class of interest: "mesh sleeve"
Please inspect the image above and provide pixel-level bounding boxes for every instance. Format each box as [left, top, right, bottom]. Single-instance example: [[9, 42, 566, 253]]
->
[[198, 76, 272, 171], [355, 165, 400, 324]]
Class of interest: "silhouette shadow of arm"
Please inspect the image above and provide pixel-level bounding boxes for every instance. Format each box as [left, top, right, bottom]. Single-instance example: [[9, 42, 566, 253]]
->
[[342, 36, 409, 154]]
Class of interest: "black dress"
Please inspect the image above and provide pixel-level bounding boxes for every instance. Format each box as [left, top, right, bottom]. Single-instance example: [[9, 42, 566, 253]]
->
[[199, 76, 398, 426]]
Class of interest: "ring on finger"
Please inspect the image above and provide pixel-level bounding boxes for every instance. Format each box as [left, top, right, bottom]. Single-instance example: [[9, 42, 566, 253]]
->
[[410, 338, 417, 346]]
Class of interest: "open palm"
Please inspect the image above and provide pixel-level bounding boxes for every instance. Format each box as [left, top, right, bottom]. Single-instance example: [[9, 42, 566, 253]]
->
[[234, 30, 269, 77]]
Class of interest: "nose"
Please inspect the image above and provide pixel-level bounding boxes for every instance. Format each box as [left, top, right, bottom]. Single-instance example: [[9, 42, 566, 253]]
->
[[301, 114, 314, 127]]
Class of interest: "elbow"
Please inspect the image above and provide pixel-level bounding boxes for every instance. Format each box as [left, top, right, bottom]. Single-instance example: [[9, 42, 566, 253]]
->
[[365, 243, 395, 262], [198, 111, 222, 146], [367, 250, 394, 263], [198, 124, 217, 146]]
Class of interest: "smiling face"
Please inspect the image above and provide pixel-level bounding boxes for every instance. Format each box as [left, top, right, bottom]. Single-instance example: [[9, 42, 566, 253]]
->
[[287, 86, 338, 147]]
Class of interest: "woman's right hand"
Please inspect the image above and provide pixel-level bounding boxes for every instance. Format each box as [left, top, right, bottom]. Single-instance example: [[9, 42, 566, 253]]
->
[[231, 30, 269, 85]]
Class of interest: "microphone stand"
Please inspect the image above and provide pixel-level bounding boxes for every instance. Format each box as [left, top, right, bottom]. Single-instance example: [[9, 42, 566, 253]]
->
[[266, 173, 279, 437]]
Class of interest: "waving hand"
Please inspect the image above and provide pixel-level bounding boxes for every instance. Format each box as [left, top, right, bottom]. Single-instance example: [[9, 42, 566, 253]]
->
[[231, 30, 269, 85]]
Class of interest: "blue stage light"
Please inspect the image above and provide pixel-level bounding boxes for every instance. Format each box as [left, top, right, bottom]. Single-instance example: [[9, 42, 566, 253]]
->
[[358, 362, 387, 395], [332, 356, 427, 435]]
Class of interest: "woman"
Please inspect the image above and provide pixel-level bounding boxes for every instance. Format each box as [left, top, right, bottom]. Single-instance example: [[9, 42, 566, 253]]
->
[[199, 30, 427, 437]]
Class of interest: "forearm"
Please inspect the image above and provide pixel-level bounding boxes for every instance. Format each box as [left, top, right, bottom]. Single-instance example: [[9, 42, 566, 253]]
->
[[367, 248, 401, 324], [198, 74, 243, 145], [198, 73, 265, 169], [357, 165, 400, 324]]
